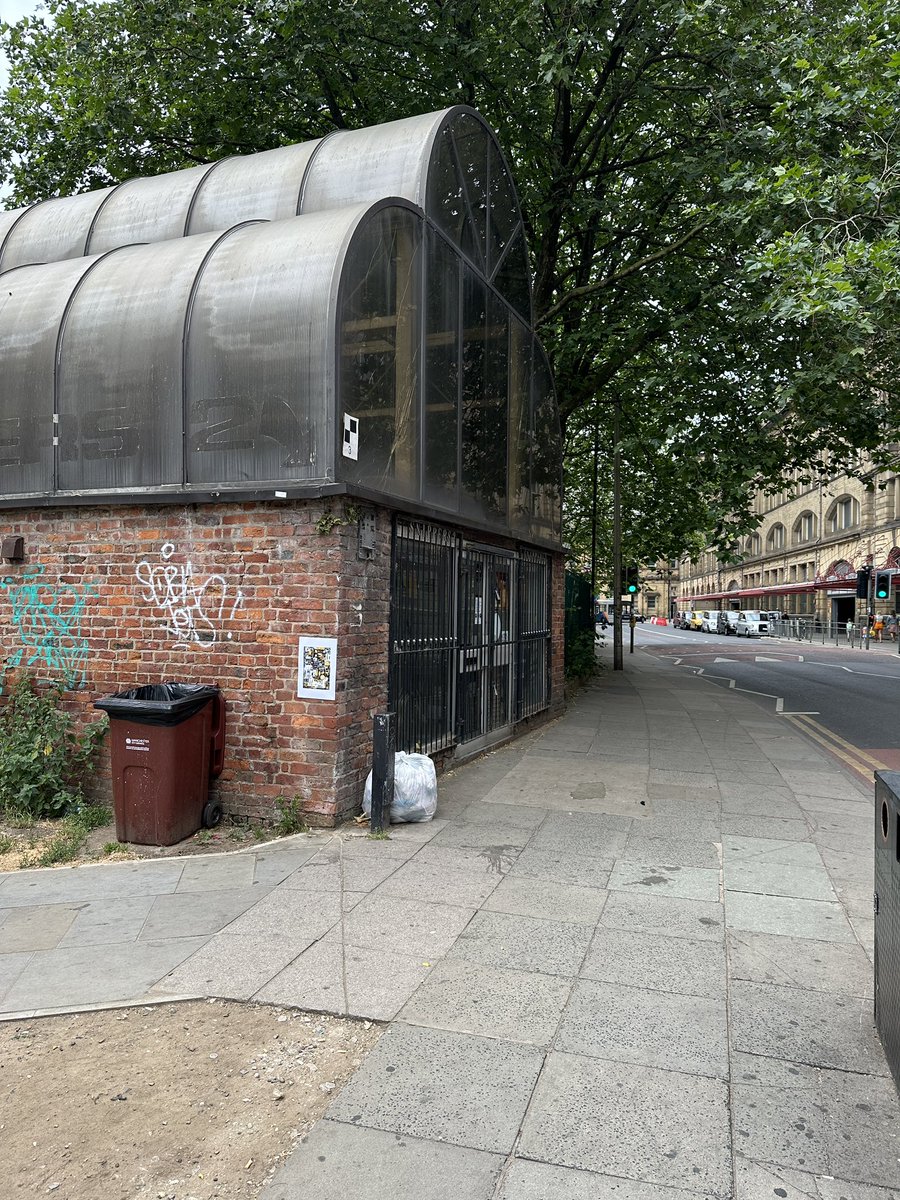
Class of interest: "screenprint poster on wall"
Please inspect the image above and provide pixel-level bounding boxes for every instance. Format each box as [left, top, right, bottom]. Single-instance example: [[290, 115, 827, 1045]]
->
[[297, 636, 338, 700]]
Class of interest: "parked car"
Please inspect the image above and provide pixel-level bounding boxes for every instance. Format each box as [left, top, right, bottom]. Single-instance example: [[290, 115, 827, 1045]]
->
[[717, 611, 740, 635], [674, 610, 692, 629], [699, 610, 719, 633], [688, 611, 706, 631], [735, 610, 770, 637]]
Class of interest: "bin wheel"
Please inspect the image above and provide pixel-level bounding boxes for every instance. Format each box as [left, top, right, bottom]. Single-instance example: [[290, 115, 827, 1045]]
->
[[202, 801, 223, 829]]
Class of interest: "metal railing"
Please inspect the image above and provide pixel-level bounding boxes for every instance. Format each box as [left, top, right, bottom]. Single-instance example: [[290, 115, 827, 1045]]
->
[[769, 618, 900, 650]]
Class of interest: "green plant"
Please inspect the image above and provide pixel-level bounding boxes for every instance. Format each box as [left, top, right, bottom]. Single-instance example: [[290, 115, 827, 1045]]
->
[[315, 502, 361, 536], [101, 841, 121, 856], [366, 829, 391, 841], [17, 803, 113, 868], [0, 834, 12, 855], [564, 628, 599, 681], [0, 674, 107, 819], [275, 794, 308, 836]]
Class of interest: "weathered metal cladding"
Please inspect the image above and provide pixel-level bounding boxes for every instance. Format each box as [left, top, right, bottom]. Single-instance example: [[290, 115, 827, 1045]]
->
[[1, 206, 381, 495]]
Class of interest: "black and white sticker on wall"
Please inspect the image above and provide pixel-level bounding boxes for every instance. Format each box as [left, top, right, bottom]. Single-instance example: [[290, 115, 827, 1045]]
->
[[342, 413, 359, 460]]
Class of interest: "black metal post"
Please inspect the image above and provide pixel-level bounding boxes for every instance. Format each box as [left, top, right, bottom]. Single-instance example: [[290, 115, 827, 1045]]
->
[[371, 712, 395, 834]]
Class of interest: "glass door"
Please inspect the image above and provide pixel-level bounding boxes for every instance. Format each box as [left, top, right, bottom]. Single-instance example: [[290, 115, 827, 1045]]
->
[[457, 548, 514, 747]]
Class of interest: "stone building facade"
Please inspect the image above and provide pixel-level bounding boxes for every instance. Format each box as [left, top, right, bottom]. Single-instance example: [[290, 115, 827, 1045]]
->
[[678, 459, 900, 625]]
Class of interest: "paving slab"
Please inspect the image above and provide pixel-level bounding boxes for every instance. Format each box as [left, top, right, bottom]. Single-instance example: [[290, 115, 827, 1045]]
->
[[725, 890, 856, 942], [0, 952, 33, 1004], [581, 926, 726, 998], [377, 859, 503, 907], [457, 800, 549, 828], [215, 886, 342, 941], [326, 1023, 544, 1154], [727, 930, 874, 997], [607, 860, 720, 902], [338, 892, 476, 958], [497, 1159, 701, 1199], [138, 886, 269, 940], [556, 978, 728, 1077], [0, 860, 186, 908], [518, 1051, 732, 1198], [0, 902, 82, 952], [619, 832, 721, 868], [446, 909, 593, 977], [262, 1121, 504, 1200], [428, 821, 534, 851], [720, 814, 811, 841], [482, 875, 607, 925], [1, 936, 208, 1011], [256, 940, 434, 1020], [281, 855, 406, 894], [506, 847, 611, 887], [729, 980, 887, 1074], [398, 957, 571, 1044], [58, 895, 156, 948], [599, 891, 724, 941], [175, 854, 259, 892], [153, 930, 306, 1000]]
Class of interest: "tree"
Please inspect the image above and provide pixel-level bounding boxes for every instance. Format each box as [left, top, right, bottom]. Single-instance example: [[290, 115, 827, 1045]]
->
[[2, 0, 898, 563]]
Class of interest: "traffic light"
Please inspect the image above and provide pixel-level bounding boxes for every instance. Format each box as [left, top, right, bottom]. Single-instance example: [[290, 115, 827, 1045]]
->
[[856, 567, 871, 599], [875, 571, 892, 600], [625, 565, 640, 595]]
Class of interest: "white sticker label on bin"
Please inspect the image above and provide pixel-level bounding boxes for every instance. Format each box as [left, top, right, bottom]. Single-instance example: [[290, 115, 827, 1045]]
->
[[125, 737, 150, 752]]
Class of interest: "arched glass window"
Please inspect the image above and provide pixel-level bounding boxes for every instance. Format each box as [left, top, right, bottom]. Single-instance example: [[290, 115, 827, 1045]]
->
[[792, 511, 817, 544], [826, 495, 859, 533], [426, 111, 531, 320], [767, 523, 786, 551]]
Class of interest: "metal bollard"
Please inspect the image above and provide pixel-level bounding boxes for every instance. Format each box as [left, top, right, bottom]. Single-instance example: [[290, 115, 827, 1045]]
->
[[370, 712, 396, 834]]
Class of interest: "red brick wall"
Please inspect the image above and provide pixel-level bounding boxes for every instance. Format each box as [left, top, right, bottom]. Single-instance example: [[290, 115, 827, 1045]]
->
[[0, 500, 564, 826]]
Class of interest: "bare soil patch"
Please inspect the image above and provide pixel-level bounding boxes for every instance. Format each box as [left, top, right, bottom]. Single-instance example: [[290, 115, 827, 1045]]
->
[[1, 998, 381, 1199], [0, 817, 284, 873]]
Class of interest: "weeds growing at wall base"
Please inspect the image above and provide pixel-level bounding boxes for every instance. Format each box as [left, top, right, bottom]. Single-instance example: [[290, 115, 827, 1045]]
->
[[0, 672, 107, 820]]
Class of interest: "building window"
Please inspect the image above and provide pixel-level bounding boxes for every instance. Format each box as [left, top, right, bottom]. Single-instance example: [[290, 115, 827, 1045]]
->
[[767, 524, 786, 551], [793, 511, 817, 544], [826, 495, 859, 533]]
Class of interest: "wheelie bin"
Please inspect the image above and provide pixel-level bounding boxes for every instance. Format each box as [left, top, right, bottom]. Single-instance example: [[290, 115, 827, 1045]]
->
[[94, 683, 225, 846]]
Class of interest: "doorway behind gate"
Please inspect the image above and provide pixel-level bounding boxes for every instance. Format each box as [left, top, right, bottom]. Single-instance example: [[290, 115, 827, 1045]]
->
[[389, 519, 551, 755]]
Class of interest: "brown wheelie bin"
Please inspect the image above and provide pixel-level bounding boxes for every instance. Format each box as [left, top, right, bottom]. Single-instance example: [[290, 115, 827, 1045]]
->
[[94, 683, 223, 846]]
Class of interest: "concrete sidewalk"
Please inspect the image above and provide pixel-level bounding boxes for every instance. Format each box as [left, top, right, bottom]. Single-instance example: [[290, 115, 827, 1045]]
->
[[1, 644, 898, 1198]]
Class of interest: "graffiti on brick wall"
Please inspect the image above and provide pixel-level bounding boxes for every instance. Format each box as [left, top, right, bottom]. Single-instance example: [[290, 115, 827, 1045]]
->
[[1, 565, 97, 689], [136, 543, 245, 646]]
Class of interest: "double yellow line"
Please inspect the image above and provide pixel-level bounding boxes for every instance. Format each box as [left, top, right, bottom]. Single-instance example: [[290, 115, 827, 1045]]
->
[[783, 713, 889, 781]]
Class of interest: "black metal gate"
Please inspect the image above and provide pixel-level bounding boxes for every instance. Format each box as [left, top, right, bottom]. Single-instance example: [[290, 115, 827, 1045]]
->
[[390, 518, 552, 754]]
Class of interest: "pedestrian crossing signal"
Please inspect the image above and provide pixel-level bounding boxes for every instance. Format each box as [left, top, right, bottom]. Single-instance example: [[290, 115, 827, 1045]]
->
[[875, 571, 892, 600]]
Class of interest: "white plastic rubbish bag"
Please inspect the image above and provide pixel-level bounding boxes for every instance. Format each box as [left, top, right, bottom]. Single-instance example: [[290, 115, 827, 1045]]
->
[[363, 751, 437, 823]]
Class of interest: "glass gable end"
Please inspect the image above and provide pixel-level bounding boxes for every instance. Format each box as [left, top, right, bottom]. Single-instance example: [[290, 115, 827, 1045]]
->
[[0, 110, 560, 545]]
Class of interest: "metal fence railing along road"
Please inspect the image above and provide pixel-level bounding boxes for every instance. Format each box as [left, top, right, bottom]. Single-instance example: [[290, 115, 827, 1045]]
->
[[769, 618, 900, 651]]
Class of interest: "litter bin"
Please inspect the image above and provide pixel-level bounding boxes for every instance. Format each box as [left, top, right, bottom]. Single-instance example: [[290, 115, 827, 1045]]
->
[[94, 683, 225, 846]]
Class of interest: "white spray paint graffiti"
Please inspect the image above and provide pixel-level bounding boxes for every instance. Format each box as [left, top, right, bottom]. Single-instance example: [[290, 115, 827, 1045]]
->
[[136, 543, 244, 646]]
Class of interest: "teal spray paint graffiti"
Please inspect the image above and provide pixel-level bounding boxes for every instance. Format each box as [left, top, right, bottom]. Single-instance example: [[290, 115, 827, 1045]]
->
[[1, 566, 97, 689]]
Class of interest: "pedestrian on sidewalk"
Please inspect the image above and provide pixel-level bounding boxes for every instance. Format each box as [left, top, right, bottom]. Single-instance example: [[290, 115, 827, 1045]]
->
[[886, 612, 898, 641], [873, 614, 885, 642]]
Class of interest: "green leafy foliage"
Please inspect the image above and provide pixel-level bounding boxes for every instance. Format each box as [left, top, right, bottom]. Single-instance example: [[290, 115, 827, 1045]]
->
[[0, 673, 107, 819], [275, 793, 308, 837], [1, 0, 898, 563]]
